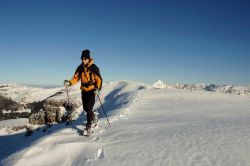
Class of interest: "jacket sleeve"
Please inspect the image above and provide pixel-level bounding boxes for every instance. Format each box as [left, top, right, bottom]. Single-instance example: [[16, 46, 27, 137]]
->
[[69, 67, 81, 86]]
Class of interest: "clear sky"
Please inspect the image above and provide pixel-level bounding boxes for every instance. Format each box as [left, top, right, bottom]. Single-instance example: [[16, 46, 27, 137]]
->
[[0, 0, 249, 86]]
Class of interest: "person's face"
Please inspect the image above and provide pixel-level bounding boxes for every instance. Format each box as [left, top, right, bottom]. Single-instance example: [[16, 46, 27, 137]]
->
[[82, 58, 89, 65]]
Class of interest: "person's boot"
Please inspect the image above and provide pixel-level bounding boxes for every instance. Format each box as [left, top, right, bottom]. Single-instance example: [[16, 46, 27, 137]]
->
[[83, 125, 92, 136]]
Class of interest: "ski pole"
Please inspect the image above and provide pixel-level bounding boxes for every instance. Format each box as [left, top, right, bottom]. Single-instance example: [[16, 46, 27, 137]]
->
[[96, 94, 111, 127]]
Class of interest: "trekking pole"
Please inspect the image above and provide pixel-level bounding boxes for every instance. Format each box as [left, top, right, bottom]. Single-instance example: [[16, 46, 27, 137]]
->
[[96, 94, 111, 127], [65, 84, 74, 130], [66, 84, 70, 105]]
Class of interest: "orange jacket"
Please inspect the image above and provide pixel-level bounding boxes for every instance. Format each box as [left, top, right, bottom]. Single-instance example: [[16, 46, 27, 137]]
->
[[69, 58, 102, 92]]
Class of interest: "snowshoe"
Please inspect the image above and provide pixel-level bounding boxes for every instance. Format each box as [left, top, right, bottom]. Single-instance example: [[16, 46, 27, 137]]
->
[[82, 129, 93, 137]]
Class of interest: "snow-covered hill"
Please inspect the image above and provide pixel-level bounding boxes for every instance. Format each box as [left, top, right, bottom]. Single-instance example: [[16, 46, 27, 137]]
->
[[0, 83, 64, 121], [1, 81, 250, 165], [1, 80, 249, 121], [152, 80, 166, 89], [0, 83, 63, 103], [152, 80, 250, 96], [0, 81, 150, 123]]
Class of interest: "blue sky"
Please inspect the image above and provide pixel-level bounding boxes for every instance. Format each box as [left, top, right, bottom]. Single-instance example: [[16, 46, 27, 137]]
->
[[0, 0, 249, 86]]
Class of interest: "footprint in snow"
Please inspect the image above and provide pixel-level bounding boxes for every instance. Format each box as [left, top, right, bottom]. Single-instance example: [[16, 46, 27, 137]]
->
[[93, 137, 99, 141], [96, 147, 105, 159]]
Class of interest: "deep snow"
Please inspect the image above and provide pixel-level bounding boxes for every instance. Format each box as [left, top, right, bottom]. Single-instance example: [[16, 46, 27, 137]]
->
[[1, 81, 250, 166]]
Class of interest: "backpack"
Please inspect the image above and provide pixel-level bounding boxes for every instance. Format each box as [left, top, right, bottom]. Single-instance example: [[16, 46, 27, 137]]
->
[[89, 64, 103, 90], [78, 64, 103, 90]]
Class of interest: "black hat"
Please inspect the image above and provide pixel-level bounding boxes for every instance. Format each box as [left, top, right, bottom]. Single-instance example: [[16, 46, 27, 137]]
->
[[81, 49, 90, 59]]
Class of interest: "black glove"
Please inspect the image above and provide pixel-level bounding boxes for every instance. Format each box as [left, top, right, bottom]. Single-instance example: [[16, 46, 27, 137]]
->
[[64, 80, 71, 86]]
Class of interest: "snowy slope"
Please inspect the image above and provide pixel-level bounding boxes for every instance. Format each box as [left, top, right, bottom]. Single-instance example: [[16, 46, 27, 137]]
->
[[1, 81, 250, 166], [0, 83, 63, 103], [0, 83, 65, 121]]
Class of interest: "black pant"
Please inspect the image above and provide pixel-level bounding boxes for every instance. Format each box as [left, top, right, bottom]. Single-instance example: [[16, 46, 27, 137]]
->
[[81, 91, 95, 128]]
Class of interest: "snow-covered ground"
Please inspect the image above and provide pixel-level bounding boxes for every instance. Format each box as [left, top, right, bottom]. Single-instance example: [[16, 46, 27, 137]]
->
[[0, 83, 63, 103], [1, 81, 250, 166], [0, 118, 29, 129]]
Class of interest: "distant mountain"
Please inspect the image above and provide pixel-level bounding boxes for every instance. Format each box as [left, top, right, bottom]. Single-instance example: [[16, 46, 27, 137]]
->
[[152, 80, 166, 89], [152, 80, 250, 96]]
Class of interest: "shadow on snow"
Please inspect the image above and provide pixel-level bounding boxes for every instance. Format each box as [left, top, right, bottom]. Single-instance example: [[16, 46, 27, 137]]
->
[[0, 82, 143, 164]]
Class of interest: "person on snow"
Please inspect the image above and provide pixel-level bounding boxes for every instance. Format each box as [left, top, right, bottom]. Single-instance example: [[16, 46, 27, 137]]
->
[[64, 49, 102, 134]]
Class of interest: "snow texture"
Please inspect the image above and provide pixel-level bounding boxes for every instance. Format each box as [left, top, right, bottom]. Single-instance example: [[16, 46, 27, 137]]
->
[[0, 83, 63, 104], [1, 80, 250, 166]]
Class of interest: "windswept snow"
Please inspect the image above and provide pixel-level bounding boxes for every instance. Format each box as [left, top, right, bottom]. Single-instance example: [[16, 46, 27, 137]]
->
[[1, 81, 250, 166]]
